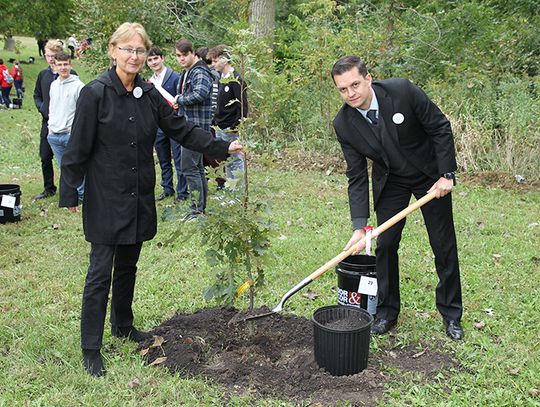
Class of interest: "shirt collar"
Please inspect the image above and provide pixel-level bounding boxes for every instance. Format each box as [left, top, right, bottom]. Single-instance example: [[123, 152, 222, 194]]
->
[[356, 88, 378, 118]]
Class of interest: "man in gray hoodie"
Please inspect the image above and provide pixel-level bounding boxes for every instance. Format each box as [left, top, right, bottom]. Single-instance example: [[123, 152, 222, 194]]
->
[[48, 51, 85, 203]]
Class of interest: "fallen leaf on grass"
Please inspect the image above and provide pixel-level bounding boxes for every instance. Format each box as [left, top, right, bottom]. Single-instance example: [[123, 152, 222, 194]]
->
[[412, 348, 427, 359], [458, 191, 468, 197], [388, 351, 397, 359], [139, 348, 149, 356], [52, 224, 60, 230], [482, 308, 495, 316], [474, 321, 486, 330], [40, 209, 48, 217], [529, 388, 539, 396], [528, 222, 538, 228], [277, 234, 287, 241], [302, 290, 319, 300], [128, 378, 141, 388], [183, 337, 194, 345], [508, 367, 520, 375], [492, 254, 501, 264], [149, 357, 167, 366]]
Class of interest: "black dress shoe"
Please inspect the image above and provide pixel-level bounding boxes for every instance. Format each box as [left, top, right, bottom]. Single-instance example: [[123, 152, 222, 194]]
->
[[371, 318, 397, 335], [156, 191, 174, 201], [82, 349, 106, 377], [111, 325, 152, 343], [34, 190, 56, 200], [445, 320, 464, 340]]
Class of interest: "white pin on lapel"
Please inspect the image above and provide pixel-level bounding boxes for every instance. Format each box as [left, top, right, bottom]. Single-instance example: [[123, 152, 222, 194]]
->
[[392, 113, 404, 124], [133, 87, 143, 99]]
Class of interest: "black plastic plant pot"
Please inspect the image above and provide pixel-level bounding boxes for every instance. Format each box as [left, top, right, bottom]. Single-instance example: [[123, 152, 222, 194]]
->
[[312, 305, 373, 376], [0, 184, 22, 224]]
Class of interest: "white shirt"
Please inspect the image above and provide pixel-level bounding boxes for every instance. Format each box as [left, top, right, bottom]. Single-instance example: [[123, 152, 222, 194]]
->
[[150, 67, 166, 87], [356, 88, 379, 124]]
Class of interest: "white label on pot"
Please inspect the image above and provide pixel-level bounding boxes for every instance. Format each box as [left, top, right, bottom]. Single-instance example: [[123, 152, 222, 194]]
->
[[358, 276, 378, 296], [1, 195, 16, 209]]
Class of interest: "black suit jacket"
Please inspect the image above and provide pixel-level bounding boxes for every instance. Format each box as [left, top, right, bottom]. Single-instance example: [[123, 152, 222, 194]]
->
[[333, 78, 457, 223]]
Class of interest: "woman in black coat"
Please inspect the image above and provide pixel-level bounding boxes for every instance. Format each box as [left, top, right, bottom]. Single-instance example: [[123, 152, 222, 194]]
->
[[59, 22, 242, 377]]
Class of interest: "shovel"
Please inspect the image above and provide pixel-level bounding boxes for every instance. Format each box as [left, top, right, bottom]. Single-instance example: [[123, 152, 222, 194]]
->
[[242, 190, 438, 321]]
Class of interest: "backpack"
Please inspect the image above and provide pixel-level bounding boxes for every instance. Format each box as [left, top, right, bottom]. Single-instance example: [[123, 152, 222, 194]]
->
[[3, 69, 14, 84]]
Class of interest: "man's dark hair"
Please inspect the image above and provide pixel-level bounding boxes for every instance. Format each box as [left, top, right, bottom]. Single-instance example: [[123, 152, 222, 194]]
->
[[331, 56, 368, 79], [195, 47, 211, 64], [54, 51, 71, 62], [0, 58, 3, 64], [208, 44, 231, 61], [175, 39, 193, 54], [148, 46, 163, 58]]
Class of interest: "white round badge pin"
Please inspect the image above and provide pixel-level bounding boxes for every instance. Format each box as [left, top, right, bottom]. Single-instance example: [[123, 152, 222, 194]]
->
[[392, 113, 404, 124], [133, 87, 143, 99]]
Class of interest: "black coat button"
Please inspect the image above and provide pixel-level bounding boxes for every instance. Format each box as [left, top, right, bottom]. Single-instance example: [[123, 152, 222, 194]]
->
[[128, 116, 136, 122], [131, 192, 137, 197]]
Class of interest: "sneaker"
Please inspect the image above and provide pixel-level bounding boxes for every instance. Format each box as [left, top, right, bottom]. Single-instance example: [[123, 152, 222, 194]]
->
[[156, 191, 174, 201], [182, 210, 203, 221]]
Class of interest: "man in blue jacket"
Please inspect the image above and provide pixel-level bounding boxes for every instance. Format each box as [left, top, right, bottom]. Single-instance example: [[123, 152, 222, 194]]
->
[[175, 39, 214, 218], [147, 47, 187, 201]]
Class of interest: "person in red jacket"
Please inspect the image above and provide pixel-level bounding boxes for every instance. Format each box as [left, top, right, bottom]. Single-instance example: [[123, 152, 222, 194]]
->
[[11, 60, 24, 99], [0, 58, 13, 108]]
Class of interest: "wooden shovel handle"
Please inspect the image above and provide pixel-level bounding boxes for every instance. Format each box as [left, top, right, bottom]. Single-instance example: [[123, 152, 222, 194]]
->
[[307, 190, 438, 282]]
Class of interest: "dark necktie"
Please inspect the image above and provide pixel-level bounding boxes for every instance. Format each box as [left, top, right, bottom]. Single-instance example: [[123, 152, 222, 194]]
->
[[366, 109, 378, 125]]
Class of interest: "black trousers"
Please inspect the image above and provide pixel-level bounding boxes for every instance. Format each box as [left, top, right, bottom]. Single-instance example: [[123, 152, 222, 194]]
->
[[39, 118, 56, 193], [81, 242, 143, 350], [375, 174, 462, 322]]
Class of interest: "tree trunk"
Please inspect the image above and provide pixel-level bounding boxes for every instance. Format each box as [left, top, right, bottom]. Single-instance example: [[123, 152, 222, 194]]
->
[[3, 36, 16, 51], [248, 0, 275, 38]]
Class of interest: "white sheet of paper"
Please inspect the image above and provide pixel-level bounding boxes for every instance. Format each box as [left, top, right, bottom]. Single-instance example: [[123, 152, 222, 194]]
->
[[1, 195, 16, 209], [358, 276, 378, 296], [154, 84, 176, 105]]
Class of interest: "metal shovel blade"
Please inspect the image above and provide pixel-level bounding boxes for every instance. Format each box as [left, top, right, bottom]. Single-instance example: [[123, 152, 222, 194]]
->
[[236, 191, 438, 323]]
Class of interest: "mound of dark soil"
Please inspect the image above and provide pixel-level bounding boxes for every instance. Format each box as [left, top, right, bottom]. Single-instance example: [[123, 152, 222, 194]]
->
[[139, 307, 457, 406]]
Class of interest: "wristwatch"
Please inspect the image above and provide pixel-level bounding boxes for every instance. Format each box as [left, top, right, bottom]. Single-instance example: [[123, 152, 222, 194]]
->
[[442, 172, 456, 185]]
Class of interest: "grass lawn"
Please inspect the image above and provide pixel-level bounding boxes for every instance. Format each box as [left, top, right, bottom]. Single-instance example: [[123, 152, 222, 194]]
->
[[0, 37, 539, 406]]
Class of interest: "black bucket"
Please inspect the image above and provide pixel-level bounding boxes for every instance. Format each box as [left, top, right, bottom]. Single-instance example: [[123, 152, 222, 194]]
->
[[312, 305, 373, 376], [336, 255, 378, 316], [0, 184, 22, 224]]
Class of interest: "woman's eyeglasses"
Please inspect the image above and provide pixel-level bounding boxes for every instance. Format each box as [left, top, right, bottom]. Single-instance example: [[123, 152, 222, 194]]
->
[[117, 47, 148, 57]]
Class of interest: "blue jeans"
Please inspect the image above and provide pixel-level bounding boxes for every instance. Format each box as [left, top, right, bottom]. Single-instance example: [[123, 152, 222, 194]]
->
[[1, 87, 11, 108], [181, 147, 207, 213], [215, 128, 244, 179], [154, 129, 187, 199], [47, 132, 84, 199], [14, 80, 23, 99]]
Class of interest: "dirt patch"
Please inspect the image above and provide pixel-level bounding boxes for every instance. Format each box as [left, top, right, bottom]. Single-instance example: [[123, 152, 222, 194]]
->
[[251, 151, 540, 191], [140, 307, 458, 406]]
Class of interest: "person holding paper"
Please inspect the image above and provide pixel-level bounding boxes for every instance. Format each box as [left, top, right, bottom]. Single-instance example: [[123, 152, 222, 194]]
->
[[147, 47, 188, 201]]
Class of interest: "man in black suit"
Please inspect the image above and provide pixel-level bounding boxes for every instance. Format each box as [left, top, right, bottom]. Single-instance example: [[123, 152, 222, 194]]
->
[[332, 56, 463, 340]]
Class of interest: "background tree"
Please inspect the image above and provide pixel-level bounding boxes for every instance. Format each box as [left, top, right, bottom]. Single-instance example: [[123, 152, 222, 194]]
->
[[249, 0, 275, 38], [1, 0, 75, 49]]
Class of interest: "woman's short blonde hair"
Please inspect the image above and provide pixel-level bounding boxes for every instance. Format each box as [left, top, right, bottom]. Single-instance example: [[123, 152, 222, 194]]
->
[[108, 22, 152, 59]]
